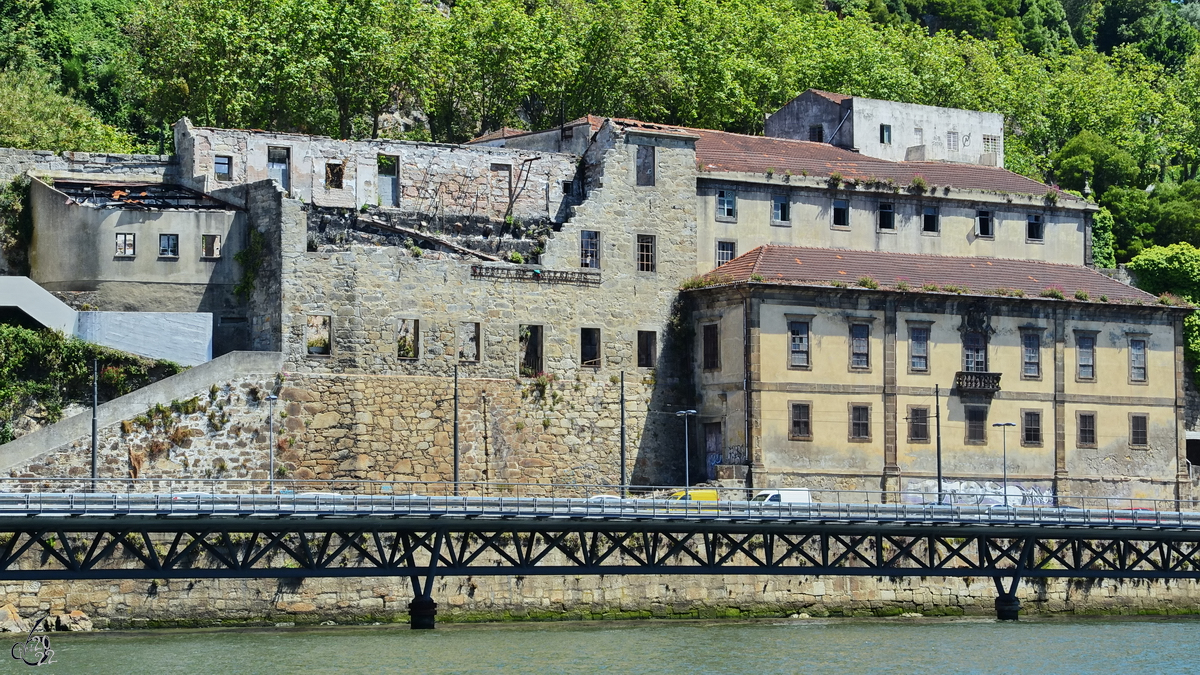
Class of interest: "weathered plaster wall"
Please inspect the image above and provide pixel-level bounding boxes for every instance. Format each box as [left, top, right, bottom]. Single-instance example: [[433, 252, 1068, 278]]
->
[[0, 147, 175, 186]]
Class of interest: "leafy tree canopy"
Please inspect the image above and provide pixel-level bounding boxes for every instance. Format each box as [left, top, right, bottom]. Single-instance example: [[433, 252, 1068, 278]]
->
[[0, 69, 134, 152]]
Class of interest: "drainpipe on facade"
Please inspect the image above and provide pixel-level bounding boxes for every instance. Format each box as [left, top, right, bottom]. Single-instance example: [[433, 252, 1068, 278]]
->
[[743, 291, 755, 491]]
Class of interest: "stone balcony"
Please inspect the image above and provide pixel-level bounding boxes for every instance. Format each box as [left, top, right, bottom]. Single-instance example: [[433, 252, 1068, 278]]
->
[[955, 371, 1002, 395]]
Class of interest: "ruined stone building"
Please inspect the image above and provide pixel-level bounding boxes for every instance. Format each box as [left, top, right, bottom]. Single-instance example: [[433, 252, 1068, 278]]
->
[[0, 90, 1194, 505]]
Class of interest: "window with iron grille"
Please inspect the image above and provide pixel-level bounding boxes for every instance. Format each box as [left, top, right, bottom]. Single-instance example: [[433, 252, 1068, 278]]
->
[[772, 195, 790, 223], [637, 331, 657, 368], [878, 202, 894, 230], [115, 233, 135, 257], [159, 233, 179, 258], [966, 406, 987, 443], [1078, 335, 1096, 380], [808, 125, 824, 143], [1131, 414, 1149, 446], [716, 241, 736, 267], [910, 326, 929, 372], [922, 206, 939, 233], [1130, 339, 1147, 382], [1027, 214, 1044, 240], [1078, 412, 1096, 447], [1022, 333, 1040, 378], [702, 323, 719, 370], [983, 135, 1001, 154], [1023, 410, 1042, 446], [581, 328, 601, 367], [963, 332, 987, 372], [580, 230, 600, 268], [909, 407, 930, 442], [947, 131, 960, 151], [977, 210, 993, 237], [832, 199, 849, 227], [879, 124, 892, 145], [789, 321, 809, 368], [790, 403, 812, 440], [636, 234, 656, 272], [636, 145, 655, 186], [214, 155, 233, 181], [850, 405, 870, 439], [717, 190, 736, 219], [850, 324, 870, 369]]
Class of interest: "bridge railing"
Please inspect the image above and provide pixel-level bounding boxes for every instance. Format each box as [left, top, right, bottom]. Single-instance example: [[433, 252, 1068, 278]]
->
[[0, 478, 1196, 526]]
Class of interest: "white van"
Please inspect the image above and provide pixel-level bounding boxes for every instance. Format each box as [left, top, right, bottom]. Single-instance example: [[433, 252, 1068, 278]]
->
[[750, 488, 811, 505]]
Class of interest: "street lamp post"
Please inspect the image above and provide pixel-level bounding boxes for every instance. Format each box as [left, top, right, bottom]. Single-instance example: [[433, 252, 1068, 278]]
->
[[993, 422, 1016, 505], [676, 410, 697, 499], [266, 394, 279, 494]]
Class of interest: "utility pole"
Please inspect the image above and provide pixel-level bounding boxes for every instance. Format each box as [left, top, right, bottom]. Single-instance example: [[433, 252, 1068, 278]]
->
[[620, 371, 626, 497], [91, 358, 98, 493], [453, 364, 459, 496], [935, 384, 943, 504]]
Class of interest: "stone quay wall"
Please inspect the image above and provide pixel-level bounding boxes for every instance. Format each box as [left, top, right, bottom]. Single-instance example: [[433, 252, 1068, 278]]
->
[[7, 574, 1200, 629]]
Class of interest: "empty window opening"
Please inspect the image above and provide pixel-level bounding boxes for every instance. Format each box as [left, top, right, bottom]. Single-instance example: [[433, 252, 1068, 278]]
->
[[963, 332, 987, 372], [772, 195, 790, 223], [637, 331, 657, 368], [878, 202, 895, 230], [561, 180, 575, 196], [702, 323, 719, 370], [1027, 214, 1044, 241], [214, 155, 233, 181], [581, 327, 601, 368], [832, 199, 850, 227], [307, 315, 331, 356], [1078, 335, 1096, 380], [1078, 412, 1097, 447], [159, 233, 179, 258], [1130, 338, 1147, 382], [397, 319, 419, 359], [716, 190, 736, 219], [850, 405, 871, 439], [879, 124, 892, 145], [636, 234, 656, 272], [947, 131, 960, 152], [909, 407, 930, 442], [910, 326, 929, 372], [791, 403, 812, 439], [966, 406, 988, 443], [850, 324, 870, 369], [580, 230, 600, 269], [1023, 410, 1043, 445], [1022, 333, 1041, 378], [977, 210, 993, 237], [267, 146, 290, 191], [325, 162, 344, 189], [458, 322, 480, 362], [1131, 414, 1149, 446], [490, 163, 513, 215], [636, 145, 656, 186], [789, 321, 810, 368], [808, 125, 824, 143], [201, 234, 222, 258], [378, 155, 399, 206], [115, 232, 135, 257], [922, 206, 939, 233], [716, 241, 737, 267], [519, 324, 543, 376], [983, 135, 1001, 154]]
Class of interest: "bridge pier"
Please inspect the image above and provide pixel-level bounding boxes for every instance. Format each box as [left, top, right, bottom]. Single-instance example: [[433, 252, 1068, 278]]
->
[[994, 593, 1020, 621], [409, 595, 438, 629]]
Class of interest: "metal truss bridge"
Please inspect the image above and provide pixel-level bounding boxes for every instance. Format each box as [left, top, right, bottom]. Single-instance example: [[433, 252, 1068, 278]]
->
[[3, 493, 1200, 626]]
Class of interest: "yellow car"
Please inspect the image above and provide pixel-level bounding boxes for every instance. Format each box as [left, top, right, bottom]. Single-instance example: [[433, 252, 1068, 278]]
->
[[667, 489, 720, 501]]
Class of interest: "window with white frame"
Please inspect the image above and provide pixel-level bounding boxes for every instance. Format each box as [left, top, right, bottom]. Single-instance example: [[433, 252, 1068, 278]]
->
[[580, 230, 600, 269], [1077, 334, 1096, 380], [947, 131, 960, 152], [1022, 332, 1041, 378], [879, 124, 892, 145], [850, 324, 870, 369], [772, 195, 790, 224], [788, 320, 809, 368], [977, 210, 993, 237], [159, 234, 179, 258], [1130, 338, 1147, 382], [963, 332, 987, 372], [214, 155, 233, 181], [716, 190, 736, 219], [716, 241, 737, 267], [115, 233, 135, 257], [909, 326, 929, 372], [832, 199, 850, 227], [983, 135, 1001, 154]]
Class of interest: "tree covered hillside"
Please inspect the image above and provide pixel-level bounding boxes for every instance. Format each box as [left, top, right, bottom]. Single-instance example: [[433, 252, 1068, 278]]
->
[[6, 0, 1200, 259]]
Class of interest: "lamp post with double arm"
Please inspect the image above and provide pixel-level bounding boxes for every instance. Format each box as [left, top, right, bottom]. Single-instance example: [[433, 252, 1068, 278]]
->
[[993, 422, 1016, 505], [676, 410, 697, 499]]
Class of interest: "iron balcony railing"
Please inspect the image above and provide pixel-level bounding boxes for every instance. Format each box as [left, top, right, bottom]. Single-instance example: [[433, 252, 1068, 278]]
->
[[955, 370, 1002, 394]]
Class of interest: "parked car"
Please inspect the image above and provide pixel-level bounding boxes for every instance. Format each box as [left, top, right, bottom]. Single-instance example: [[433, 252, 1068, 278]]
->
[[750, 488, 811, 505]]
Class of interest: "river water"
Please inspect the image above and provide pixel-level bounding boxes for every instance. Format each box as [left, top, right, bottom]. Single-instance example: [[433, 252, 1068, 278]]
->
[[11, 616, 1197, 674]]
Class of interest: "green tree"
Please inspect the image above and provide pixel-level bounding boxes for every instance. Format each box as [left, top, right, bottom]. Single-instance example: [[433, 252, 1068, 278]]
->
[[1091, 206, 1117, 268], [0, 69, 134, 152], [1051, 130, 1139, 196]]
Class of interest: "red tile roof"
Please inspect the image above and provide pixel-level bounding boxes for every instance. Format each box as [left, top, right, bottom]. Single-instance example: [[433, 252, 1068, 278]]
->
[[691, 128, 1072, 198], [699, 245, 1163, 305]]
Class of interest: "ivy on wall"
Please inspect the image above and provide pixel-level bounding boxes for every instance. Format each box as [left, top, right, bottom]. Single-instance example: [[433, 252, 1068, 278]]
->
[[0, 174, 33, 275]]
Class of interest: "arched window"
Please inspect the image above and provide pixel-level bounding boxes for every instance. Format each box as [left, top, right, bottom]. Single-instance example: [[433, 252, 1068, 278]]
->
[[963, 332, 987, 372]]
